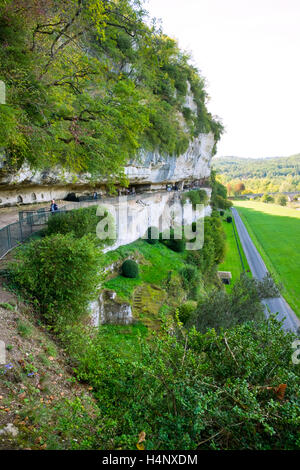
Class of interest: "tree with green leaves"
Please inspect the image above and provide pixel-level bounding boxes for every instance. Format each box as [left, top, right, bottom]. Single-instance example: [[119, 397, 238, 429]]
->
[[0, 0, 223, 185]]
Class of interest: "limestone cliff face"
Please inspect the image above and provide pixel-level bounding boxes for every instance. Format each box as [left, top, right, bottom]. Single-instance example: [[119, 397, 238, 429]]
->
[[125, 132, 214, 186], [0, 132, 214, 206]]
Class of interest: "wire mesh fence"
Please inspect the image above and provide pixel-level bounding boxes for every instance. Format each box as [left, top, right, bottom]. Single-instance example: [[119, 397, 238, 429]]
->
[[0, 207, 66, 259]]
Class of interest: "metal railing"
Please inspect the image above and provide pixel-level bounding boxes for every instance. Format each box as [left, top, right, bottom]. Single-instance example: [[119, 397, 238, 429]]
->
[[0, 207, 70, 259]]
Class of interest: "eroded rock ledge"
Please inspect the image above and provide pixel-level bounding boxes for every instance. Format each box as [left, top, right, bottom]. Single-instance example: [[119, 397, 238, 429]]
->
[[0, 132, 214, 207]]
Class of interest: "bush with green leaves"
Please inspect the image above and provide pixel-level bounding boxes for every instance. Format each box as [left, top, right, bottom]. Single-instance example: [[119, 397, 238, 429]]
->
[[160, 227, 186, 253], [261, 193, 275, 204], [187, 216, 226, 272], [146, 226, 159, 245], [226, 216, 232, 223], [46, 205, 114, 247], [8, 234, 101, 327], [180, 264, 201, 299], [215, 194, 232, 210], [177, 300, 197, 324], [276, 194, 288, 206], [189, 273, 280, 333], [61, 316, 300, 450], [121, 260, 139, 278], [220, 210, 224, 216], [182, 189, 209, 208], [169, 238, 186, 253]]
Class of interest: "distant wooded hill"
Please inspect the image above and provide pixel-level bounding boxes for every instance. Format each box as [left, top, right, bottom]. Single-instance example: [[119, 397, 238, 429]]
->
[[212, 154, 300, 193]]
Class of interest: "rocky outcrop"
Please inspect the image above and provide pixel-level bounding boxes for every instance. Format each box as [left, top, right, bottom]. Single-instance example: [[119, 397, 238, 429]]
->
[[124, 132, 214, 186], [90, 290, 133, 326], [0, 132, 214, 207]]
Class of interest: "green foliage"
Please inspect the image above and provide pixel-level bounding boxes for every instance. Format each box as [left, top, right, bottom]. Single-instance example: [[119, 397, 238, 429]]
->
[[205, 216, 226, 264], [160, 228, 186, 253], [190, 273, 280, 333], [187, 216, 226, 272], [169, 238, 186, 253], [276, 194, 288, 206], [261, 193, 275, 204], [220, 210, 224, 216], [47, 206, 97, 238], [213, 154, 300, 193], [121, 259, 139, 279], [59, 316, 300, 450], [177, 300, 197, 324], [8, 234, 101, 327], [46, 205, 114, 246], [210, 170, 232, 210], [180, 264, 201, 299], [0, 0, 223, 180], [146, 226, 159, 245], [182, 189, 209, 208], [227, 216, 232, 223], [215, 194, 233, 210]]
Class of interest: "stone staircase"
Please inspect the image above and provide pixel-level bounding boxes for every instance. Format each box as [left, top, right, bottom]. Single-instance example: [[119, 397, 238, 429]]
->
[[132, 284, 165, 330]]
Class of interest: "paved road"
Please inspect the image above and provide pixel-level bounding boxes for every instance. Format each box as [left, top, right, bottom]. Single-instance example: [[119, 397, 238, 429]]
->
[[231, 207, 300, 333]]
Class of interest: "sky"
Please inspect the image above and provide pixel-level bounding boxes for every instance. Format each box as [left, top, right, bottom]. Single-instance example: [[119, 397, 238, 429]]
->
[[145, 0, 300, 158]]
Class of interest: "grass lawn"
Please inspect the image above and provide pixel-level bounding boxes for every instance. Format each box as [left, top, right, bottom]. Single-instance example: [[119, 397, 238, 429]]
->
[[98, 323, 148, 359], [218, 212, 251, 289], [234, 200, 300, 318]]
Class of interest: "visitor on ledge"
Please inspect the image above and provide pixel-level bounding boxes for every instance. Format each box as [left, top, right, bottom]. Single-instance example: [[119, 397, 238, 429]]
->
[[50, 199, 58, 214]]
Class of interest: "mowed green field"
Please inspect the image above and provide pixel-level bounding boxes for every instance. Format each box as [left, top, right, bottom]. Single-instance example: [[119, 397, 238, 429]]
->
[[234, 201, 300, 317], [218, 214, 250, 289]]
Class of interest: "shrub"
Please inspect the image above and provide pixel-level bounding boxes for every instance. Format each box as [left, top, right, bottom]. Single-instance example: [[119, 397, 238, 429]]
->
[[177, 300, 197, 324], [187, 216, 226, 272], [189, 273, 280, 333], [65, 316, 300, 450], [146, 226, 159, 244], [160, 227, 186, 253], [9, 234, 100, 327], [182, 189, 209, 208], [121, 260, 139, 278], [226, 216, 232, 223], [276, 194, 287, 206], [47, 206, 97, 237], [220, 210, 224, 216], [214, 195, 233, 210], [46, 205, 114, 246], [261, 193, 274, 204], [180, 265, 201, 295], [169, 239, 186, 252]]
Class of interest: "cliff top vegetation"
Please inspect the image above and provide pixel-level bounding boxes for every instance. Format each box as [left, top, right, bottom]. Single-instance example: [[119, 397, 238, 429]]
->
[[0, 0, 223, 185]]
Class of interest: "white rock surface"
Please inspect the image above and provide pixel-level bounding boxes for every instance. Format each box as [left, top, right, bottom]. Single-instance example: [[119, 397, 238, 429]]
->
[[0, 423, 19, 437], [0, 132, 214, 206]]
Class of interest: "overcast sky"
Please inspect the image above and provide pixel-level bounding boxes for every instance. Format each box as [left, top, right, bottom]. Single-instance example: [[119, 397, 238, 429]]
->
[[145, 0, 300, 158]]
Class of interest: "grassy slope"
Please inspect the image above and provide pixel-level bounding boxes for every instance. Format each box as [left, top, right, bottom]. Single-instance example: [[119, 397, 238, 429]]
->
[[100, 239, 187, 334], [102, 239, 186, 301], [0, 287, 98, 450], [218, 211, 251, 290], [234, 200, 300, 317]]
